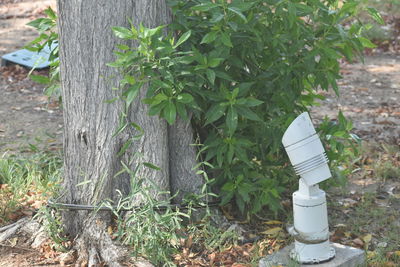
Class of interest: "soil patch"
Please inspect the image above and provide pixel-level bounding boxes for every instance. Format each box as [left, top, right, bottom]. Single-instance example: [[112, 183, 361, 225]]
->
[[312, 55, 400, 145], [0, 0, 61, 153]]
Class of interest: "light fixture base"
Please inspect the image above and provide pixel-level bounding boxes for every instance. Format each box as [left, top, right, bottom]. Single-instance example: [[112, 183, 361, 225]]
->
[[290, 240, 335, 264], [259, 243, 365, 267]]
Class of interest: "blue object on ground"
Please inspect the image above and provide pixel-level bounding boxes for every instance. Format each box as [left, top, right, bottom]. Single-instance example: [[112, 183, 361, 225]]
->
[[1, 44, 57, 69]]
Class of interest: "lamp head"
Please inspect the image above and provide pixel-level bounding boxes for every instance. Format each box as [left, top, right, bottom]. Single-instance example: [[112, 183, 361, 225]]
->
[[282, 112, 331, 186]]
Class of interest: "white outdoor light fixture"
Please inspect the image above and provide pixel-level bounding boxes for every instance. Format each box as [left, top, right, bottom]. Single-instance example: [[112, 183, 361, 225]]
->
[[282, 112, 335, 264]]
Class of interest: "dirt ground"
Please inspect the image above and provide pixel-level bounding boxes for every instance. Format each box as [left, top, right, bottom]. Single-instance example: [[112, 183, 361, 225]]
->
[[312, 55, 400, 146], [0, 0, 61, 153], [0, 0, 399, 266]]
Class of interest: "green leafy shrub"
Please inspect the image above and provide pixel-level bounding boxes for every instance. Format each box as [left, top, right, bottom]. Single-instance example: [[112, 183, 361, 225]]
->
[[110, 0, 375, 215], [26, 7, 60, 99]]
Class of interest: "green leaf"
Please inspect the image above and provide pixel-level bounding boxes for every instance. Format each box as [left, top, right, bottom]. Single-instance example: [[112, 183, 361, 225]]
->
[[235, 194, 245, 213], [206, 69, 216, 85], [112, 123, 128, 137], [193, 48, 206, 64], [359, 37, 376, 48], [215, 71, 234, 81], [238, 183, 251, 202], [220, 191, 234, 206], [235, 145, 249, 163], [148, 101, 167, 116], [293, 3, 313, 16], [174, 30, 191, 48], [30, 75, 50, 84], [26, 18, 48, 30], [232, 87, 239, 99], [217, 144, 227, 167], [236, 106, 262, 121], [104, 97, 118, 104], [176, 102, 189, 121], [76, 180, 92, 187], [44, 7, 57, 20], [222, 182, 235, 192], [221, 32, 233, 47], [211, 13, 224, 23], [333, 131, 347, 138], [152, 79, 170, 89], [143, 162, 161, 171], [227, 7, 247, 22], [192, 3, 218, 12], [177, 56, 194, 64], [129, 122, 143, 133], [244, 98, 263, 107], [145, 25, 165, 37], [163, 101, 177, 125], [124, 75, 135, 85], [117, 139, 133, 157], [125, 83, 141, 106], [112, 26, 134, 39], [205, 103, 226, 125], [226, 106, 238, 135], [176, 93, 193, 104], [208, 58, 224, 68], [367, 7, 384, 25], [201, 31, 218, 44], [117, 44, 130, 50], [227, 144, 234, 163], [144, 93, 168, 105]]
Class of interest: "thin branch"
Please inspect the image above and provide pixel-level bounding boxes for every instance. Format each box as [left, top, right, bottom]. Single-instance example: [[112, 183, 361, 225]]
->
[[0, 243, 36, 252]]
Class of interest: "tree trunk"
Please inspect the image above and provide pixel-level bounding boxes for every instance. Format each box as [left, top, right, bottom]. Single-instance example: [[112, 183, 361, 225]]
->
[[58, 0, 202, 265]]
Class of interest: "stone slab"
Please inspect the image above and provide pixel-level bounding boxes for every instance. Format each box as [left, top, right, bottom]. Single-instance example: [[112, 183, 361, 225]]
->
[[259, 243, 365, 267]]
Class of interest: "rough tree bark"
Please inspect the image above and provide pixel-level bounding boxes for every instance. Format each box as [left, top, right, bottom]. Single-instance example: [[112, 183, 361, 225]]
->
[[58, 0, 203, 265]]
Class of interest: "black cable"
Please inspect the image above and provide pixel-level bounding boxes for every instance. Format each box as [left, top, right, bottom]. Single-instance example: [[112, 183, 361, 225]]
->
[[47, 198, 220, 212]]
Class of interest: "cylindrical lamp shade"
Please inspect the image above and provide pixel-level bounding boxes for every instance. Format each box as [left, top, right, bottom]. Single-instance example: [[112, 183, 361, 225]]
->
[[282, 112, 332, 185]]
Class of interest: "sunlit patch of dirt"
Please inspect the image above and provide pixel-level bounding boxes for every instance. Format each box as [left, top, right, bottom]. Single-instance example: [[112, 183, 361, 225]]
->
[[312, 55, 400, 145], [366, 64, 400, 73]]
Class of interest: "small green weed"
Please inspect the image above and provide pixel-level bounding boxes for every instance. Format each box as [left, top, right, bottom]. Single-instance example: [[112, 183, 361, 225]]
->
[[0, 151, 62, 224], [103, 160, 220, 266], [34, 206, 69, 251], [332, 192, 400, 266], [355, 142, 400, 182]]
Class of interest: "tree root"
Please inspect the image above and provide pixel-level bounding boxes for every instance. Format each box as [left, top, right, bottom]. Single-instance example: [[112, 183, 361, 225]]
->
[[0, 217, 29, 242], [74, 214, 129, 267], [0, 217, 51, 250], [0, 216, 155, 266]]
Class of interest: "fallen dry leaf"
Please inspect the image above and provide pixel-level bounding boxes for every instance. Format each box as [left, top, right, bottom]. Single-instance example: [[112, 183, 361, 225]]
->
[[186, 235, 193, 249], [367, 251, 377, 259], [363, 234, 372, 244], [9, 237, 18, 247], [59, 250, 76, 266], [208, 252, 216, 265], [107, 226, 113, 236], [263, 220, 283, 225], [261, 227, 282, 236], [353, 238, 364, 247], [31, 200, 44, 209]]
